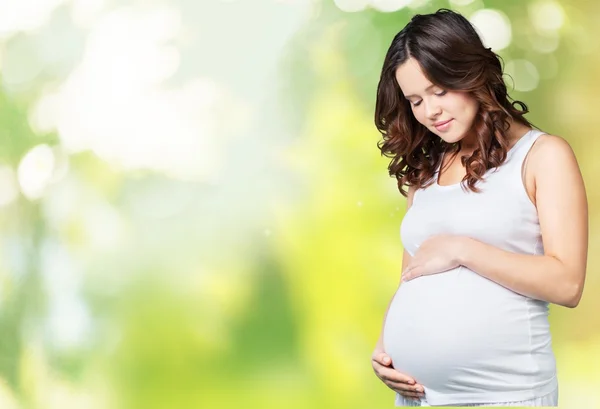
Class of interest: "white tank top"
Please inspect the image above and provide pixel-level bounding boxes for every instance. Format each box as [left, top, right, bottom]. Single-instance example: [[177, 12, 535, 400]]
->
[[383, 129, 558, 406]]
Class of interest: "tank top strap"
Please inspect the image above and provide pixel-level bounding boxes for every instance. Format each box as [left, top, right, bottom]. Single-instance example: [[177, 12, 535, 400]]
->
[[495, 128, 547, 206], [508, 128, 547, 167]]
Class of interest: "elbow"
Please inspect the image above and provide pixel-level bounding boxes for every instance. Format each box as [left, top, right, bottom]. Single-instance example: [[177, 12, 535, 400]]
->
[[564, 282, 584, 308], [564, 298, 579, 309]]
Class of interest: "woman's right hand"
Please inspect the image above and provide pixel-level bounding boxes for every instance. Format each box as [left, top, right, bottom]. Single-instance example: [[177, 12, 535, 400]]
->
[[371, 348, 425, 401]]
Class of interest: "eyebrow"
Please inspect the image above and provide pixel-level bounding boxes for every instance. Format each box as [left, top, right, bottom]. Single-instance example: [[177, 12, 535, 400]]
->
[[404, 84, 436, 99]]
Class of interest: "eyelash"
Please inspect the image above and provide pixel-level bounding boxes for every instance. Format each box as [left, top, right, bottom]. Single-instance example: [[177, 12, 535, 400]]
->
[[411, 90, 447, 107]]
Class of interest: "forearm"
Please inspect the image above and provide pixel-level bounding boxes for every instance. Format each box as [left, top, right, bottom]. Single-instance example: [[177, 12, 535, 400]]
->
[[457, 237, 582, 308]]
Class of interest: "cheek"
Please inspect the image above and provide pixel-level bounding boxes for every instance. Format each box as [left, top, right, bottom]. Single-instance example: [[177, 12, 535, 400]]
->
[[452, 96, 478, 121], [410, 106, 428, 125], [464, 101, 479, 124]]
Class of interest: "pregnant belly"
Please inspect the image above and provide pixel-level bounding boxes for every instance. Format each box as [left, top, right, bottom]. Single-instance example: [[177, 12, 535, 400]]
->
[[382, 266, 531, 393]]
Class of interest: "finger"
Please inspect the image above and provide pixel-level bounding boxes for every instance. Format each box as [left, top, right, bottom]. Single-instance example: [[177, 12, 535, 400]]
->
[[397, 391, 424, 398], [403, 267, 423, 281], [395, 388, 425, 398], [393, 389, 425, 397], [376, 366, 416, 385], [375, 353, 392, 366], [371, 358, 388, 372], [401, 267, 415, 281], [372, 355, 396, 371], [388, 380, 424, 393]]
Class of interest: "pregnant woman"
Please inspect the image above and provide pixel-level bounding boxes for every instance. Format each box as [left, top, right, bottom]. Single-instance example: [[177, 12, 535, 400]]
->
[[370, 9, 588, 407]]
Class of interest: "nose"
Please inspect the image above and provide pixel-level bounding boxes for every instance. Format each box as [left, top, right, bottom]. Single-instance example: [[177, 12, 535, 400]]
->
[[424, 98, 442, 120]]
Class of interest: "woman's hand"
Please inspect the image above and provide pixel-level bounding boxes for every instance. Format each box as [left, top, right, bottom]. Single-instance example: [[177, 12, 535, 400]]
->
[[402, 235, 466, 282], [371, 346, 425, 401]]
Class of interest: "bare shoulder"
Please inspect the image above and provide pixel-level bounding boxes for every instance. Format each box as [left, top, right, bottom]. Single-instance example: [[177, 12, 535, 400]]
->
[[528, 133, 585, 195], [528, 133, 581, 175], [530, 133, 577, 161], [520, 133, 583, 207]]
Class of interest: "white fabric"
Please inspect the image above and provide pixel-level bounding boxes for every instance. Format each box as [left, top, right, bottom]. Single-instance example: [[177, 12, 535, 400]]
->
[[383, 129, 559, 406], [395, 386, 558, 406]]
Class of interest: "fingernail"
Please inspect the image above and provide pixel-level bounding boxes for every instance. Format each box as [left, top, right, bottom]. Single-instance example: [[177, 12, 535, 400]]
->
[[383, 357, 389, 363]]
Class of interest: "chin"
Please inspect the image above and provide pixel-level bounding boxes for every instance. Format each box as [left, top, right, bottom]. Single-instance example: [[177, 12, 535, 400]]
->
[[438, 134, 461, 144], [437, 130, 468, 145]]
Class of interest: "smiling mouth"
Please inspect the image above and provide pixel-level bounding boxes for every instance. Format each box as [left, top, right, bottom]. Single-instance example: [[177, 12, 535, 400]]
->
[[434, 119, 452, 127]]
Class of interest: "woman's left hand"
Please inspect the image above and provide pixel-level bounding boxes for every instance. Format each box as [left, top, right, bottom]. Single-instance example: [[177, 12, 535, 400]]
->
[[402, 235, 467, 282]]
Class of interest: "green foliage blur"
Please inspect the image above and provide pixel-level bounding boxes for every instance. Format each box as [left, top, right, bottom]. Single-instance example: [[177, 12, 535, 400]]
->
[[0, 1, 598, 409]]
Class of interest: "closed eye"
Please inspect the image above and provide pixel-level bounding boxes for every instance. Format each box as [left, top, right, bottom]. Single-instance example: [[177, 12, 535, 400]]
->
[[409, 90, 447, 107]]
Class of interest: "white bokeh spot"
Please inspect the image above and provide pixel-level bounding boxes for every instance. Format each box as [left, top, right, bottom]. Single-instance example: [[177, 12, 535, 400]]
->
[[529, 0, 565, 32], [30, 5, 242, 181], [0, 0, 66, 39], [370, 0, 414, 13], [450, 0, 477, 5], [470, 9, 512, 51], [17, 144, 56, 200], [333, 0, 367, 12], [505, 59, 540, 92]]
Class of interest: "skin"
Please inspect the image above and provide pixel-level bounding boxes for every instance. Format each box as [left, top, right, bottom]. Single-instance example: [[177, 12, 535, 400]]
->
[[372, 57, 588, 401]]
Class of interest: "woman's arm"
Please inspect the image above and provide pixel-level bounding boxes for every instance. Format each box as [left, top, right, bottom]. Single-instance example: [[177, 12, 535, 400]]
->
[[456, 135, 588, 308]]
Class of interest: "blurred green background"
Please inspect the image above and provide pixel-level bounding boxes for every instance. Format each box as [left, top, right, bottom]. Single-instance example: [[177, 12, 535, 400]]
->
[[0, 0, 598, 408]]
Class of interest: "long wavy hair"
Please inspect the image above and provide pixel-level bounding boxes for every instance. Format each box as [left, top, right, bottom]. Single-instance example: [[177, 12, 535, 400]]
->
[[375, 8, 535, 196]]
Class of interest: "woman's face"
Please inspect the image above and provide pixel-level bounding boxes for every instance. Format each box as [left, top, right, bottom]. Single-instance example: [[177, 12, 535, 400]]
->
[[395, 57, 479, 144]]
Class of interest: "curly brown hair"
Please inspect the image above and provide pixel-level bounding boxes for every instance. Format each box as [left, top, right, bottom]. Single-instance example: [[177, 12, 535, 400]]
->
[[374, 8, 536, 197]]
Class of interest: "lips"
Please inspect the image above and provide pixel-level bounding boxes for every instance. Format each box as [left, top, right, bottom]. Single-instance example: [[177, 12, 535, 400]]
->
[[434, 118, 454, 132], [433, 119, 453, 127]]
